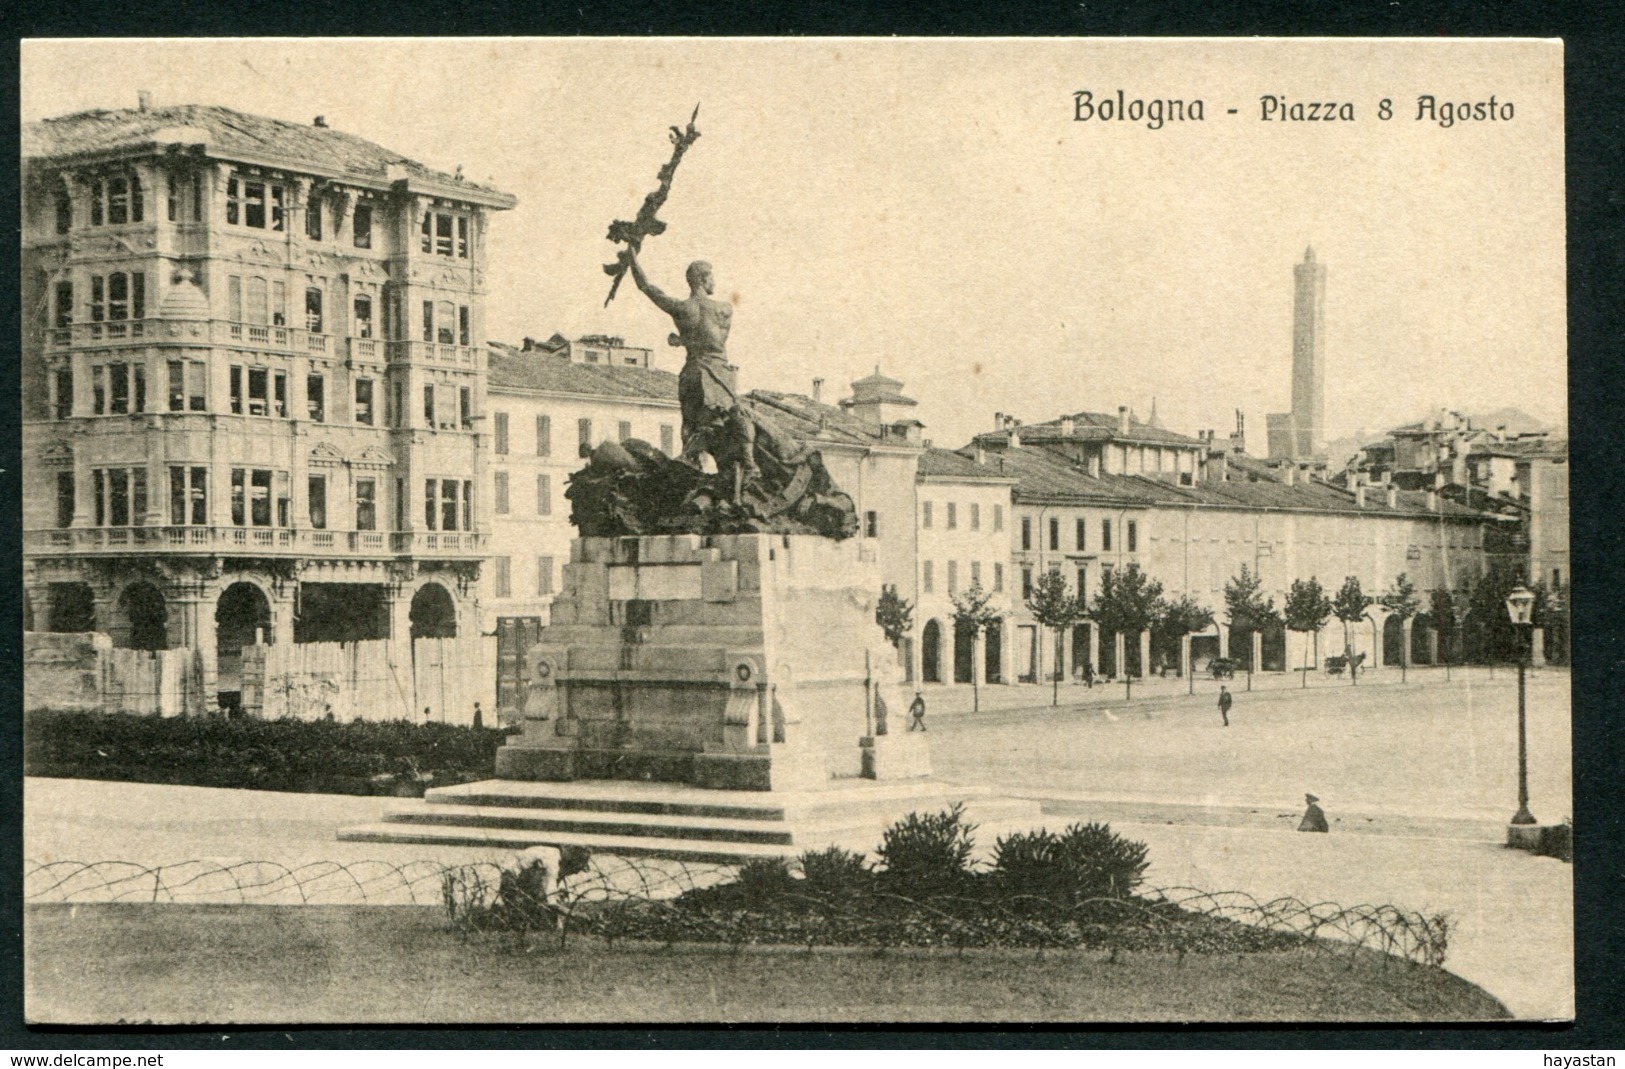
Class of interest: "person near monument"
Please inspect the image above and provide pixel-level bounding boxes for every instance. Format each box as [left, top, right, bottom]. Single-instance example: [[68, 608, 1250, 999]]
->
[[473, 702, 484, 730], [1298, 793, 1330, 832], [907, 691, 927, 732], [1217, 685, 1232, 727]]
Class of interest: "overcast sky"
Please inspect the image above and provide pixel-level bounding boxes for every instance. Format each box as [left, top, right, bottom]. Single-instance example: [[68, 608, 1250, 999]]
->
[[23, 38, 1566, 451]]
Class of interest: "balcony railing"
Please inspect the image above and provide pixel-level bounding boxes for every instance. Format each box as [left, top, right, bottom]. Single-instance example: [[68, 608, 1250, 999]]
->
[[25, 526, 488, 558], [388, 341, 482, 366], [45, 319, 350, 358]]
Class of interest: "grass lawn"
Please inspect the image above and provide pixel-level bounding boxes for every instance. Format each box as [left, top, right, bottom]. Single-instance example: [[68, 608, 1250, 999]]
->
[[26, 903, 1509, 1024]]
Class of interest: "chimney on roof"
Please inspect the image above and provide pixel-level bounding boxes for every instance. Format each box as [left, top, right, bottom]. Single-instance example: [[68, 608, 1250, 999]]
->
[[995, 411, 1004, 429], [137, 90, 152, 112], [1229, 410, 1246, 454], [1356, 484, 1368, 508], [1283, 465, 1297, 487], [1118, 405, 1130, 435], [812, 378, 824, 403], [1088, 453, 1101, 478], [1008, 427, 1021, 449], [1060, 415, 1075, 437], [1428, 488, 1439, 512], [974, 443, 986, 466], [313, 115, 329, 128], [1386, 484, 1398, 508], [1208, 451, 1228, 483]]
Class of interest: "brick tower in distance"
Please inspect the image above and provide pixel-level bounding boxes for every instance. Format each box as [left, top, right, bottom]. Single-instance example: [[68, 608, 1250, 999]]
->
[[1267, 246, 1328, 461]]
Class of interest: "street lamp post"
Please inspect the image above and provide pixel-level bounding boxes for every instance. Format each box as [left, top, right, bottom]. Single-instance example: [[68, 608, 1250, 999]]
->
[[1504, 585, 1537, 826]]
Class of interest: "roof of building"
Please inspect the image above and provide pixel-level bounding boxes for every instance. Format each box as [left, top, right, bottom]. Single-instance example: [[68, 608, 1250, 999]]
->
[[976, 409, 1203, 448], [25, 104, 511, 201], [487, 346, 679, 402], [917, 447, 1015, 483], [749, 389, 918, 449], [1468, 437, 1568, 460], [966, 445, 1170, 506], [957, 439, 1485, 520]]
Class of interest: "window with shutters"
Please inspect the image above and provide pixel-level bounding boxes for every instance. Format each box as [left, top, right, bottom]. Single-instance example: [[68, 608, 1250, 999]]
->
[[536, 474, 551, 516], [308, 476, 327, 529], [352, 203, 371, 248], [354, 379, 374, 425], [90, 175, 144, 226], [536, 415, 552, 456], [494, 471, 509, 515], [355, 479, 377, 531], [536, 556, 555, 596], [494, 411, 509, 454], [169, 466, 208, 526]]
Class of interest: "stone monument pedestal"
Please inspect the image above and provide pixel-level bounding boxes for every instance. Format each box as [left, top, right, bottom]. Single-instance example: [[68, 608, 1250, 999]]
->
[[496, 533, 897, 792], [859, 732, 933, 780]]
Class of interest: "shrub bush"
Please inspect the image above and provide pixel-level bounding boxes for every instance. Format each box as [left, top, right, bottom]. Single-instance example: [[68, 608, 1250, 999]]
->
[[796, 846, 871, 896], [994, 822, 1149, 905], [734, 857, 795, 903], [1056, 821, 1149, 899], [875, 803, 977, 895]]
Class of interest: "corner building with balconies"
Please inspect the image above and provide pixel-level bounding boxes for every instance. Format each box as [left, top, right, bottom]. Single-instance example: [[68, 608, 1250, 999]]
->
[[21, 101, 515, 707]]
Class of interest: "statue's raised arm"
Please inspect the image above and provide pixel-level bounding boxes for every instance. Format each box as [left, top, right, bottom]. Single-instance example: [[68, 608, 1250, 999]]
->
[[626, 248, 681, 319]]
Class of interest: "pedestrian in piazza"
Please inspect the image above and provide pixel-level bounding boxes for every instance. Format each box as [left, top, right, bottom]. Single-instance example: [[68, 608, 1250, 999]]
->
[[907, 691, 927, 732], [1217, 685, 1233, 727], [1298, 793, 1330, 833]]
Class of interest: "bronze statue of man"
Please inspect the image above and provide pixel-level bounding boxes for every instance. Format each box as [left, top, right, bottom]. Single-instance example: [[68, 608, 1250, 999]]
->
[[627, 250, 758, 479]]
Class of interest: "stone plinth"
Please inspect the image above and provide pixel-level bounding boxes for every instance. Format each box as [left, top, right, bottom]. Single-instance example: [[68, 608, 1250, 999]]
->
[[859, 733, 932, 780], [496, 533, 896, 791]]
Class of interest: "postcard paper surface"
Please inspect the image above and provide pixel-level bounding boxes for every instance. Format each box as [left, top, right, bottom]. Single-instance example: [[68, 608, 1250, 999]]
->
[[20, 37, 1568, 1025]]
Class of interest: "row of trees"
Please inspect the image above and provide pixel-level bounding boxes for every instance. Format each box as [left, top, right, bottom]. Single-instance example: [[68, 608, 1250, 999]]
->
[[876, 560, 1568, 708]]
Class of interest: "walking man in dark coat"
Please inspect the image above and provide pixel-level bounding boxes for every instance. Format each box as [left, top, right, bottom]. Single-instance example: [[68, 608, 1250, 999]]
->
[[907, 691, 927, 732], [1217, 685, 1232, 727]]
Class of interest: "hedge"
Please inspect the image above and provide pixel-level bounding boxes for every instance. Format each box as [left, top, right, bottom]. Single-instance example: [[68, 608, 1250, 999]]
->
[[24, 709, 511, 796]]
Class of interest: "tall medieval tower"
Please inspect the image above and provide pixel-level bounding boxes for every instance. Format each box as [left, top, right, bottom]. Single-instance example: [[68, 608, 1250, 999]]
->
[[1290, 245, 1327, 457], [1267, 245, 1327, 460]]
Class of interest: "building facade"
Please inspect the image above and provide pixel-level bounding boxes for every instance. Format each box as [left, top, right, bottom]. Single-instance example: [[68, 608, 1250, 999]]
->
[[915, 407, 1494, 691], [482, 337, 682, 627], [21, 101, 514, 705]]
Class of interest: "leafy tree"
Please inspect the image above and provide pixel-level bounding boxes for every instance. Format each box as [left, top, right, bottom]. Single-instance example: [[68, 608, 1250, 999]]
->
[[1381, 573, 1421, 680], [875, 584, 913, 650], [1464, 563, 1540, 664], [1429, 588, 1457, 664], [1332, 575, 1371, 684], [1223, 565, 1278, 671], [1026, 569, 1085, 706], [1283, 577, 1333, 687], [1091, 564, 1165, 680], [950, 581, 1003, 712], [1152, 594, 1214, 676]]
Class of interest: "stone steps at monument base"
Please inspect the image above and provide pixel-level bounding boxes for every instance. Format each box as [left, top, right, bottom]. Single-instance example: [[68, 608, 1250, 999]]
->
[[335, 822, 796, 865], [419, 778, 1015, 824], [376, 803, 804, 845], [337, 781, 1046, 864]]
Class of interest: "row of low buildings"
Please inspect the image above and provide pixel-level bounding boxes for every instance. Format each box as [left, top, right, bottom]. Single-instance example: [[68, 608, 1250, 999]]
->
[[20, 100, 1559, 716]]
